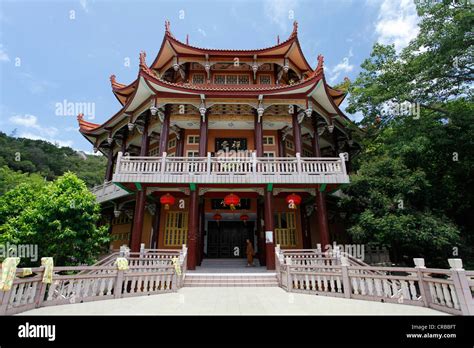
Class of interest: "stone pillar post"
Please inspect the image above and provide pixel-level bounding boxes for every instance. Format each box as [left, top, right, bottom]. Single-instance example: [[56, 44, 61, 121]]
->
[[187, 189, 198, 270], [254, 111, 263, 157], [159, 106, 170, 156], [198, 112, 208, 157], [292, 107, 303, 155]]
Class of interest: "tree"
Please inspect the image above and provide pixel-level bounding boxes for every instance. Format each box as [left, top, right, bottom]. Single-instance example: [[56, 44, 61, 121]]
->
[[0, 172, 110, 266], [339, 1, 473, 267]]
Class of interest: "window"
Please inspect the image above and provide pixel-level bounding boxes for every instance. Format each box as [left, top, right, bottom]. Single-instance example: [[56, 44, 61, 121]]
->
[[259, 75, 271, 84], [164, 211, 188, 247], [274, 212, 297, 247], [303, 148, 313, 157], [111, 232, 130, 241], [238, 75, 249, 84], [192, 74, 205, 84], [263, 152, 275, 158], [213, 74, 250, 85], [214, 75, 226, 84], [186, 151, 199, 158], [112, 214, 132, 225], [148, 147, 160, 156], [286, 140, 295, 150], [263, 136, 275, 145], [187, 135, 200, 144], [168, 138, 177, 149]]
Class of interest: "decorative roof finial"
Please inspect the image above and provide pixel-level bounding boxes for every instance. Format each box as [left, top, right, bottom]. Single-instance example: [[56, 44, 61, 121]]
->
[[277, 35, 280, 44], [186, 34, 189, 45], [110, 74, 116, 84], [315, 54, 324, 74], [165, 20, 171, 33], [292, 21, 298, 36], [77, 113, 84, 122]]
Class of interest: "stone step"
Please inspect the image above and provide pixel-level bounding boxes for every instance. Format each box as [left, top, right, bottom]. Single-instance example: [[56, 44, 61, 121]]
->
[[183, 273, 279, 287]]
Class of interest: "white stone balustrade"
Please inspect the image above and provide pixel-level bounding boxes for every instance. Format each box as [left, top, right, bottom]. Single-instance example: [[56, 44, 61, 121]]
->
[[112, 151, 350, 185]]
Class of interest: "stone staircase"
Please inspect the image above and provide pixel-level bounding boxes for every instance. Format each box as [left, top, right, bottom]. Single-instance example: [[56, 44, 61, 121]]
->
[[184, 259, 279, 287]]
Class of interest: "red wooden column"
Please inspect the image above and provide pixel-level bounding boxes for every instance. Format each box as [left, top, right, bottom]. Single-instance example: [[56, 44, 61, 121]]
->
[[277, 129, 286, 157], [198, 111, 208, 157], [292, 107, 303, 155], [257, 199, 266, 266], [311, 120, 330, 250], [130, 113, 150, 252], [254, 111, 263, 157], [158, 106, 170, 155], [264, 187, 275, 270], [175, 128, 185, 157], [105, 142, 114, 182], [150, 203, 161, 249], [187, 189, 198, 270]]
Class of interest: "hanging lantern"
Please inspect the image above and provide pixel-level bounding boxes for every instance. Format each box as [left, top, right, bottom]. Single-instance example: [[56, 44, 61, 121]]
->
[[213, 213, 222, 225], [286, 193, 302, 209], [223, 193, 240, 210], [240, 214, 249, 225], [160, 193, 175, 210]]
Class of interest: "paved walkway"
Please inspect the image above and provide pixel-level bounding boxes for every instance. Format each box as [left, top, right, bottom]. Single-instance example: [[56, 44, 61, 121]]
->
[[20, 287, 446, 315]]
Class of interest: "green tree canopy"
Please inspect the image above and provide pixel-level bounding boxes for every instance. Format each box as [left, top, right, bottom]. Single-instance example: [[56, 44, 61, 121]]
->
[[0, 172, 110, 266]]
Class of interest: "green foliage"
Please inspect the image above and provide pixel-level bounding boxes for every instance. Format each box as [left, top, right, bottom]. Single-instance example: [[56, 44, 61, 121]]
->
[[0, 165, 45, 195], [339, 2, 473, 267], [0, 132, 107, 187], [0, 172, 110, 266]]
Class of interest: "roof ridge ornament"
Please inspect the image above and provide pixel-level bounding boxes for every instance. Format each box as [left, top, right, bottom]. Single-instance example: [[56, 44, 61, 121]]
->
[[165, 20, 174, 38], [139, 51, 153, 75], [291, 21, 298, 37]]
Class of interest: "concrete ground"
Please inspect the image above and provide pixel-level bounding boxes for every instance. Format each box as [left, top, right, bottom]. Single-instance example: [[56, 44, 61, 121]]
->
[[20, 287, 447, 315]]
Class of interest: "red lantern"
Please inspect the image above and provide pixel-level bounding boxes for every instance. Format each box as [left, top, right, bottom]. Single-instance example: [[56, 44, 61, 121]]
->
[[213, 213, 222, 225], [223, 193, 240, 210], [286, 193, 302, 209], [240, 214, 249, 225], [160, 193, 175, 210]]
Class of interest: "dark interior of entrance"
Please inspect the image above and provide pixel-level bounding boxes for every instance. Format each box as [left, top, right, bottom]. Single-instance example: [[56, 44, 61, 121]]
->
[[207, 221, 255, 258]]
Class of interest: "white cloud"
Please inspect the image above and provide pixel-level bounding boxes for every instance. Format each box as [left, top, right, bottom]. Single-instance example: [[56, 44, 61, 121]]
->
[[9, 114, 58, 138], [18, 132, 73, 148], [264, 0, 299, 32], [329, 49, 354, 83], [0, 44, 10, 62], [374, 0, 419, 51], [197, 28, 207, 37]]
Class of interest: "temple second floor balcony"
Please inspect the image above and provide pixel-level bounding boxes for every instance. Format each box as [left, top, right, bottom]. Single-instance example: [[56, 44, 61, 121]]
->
[[112, 152, 349, 185]]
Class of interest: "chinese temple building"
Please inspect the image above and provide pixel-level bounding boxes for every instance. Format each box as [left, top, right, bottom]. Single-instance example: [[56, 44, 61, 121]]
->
[[78, 21, 359, 270]]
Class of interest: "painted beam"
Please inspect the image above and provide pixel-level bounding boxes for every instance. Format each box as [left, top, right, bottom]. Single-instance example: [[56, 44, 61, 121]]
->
[[319, 183, 327, 192], [134, 182, 143, 191]]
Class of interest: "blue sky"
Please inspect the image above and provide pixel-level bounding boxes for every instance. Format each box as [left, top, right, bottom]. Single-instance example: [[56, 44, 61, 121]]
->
[[0, 0, 419, 152]]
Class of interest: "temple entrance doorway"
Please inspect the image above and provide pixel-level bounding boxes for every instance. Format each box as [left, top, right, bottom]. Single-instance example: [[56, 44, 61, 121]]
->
[[206, 221, 255, 258]]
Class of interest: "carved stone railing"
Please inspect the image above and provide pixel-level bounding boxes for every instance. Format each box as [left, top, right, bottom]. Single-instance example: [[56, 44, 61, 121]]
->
[[0, 246, 188, 315], [90, 181, 129, 203], [113, 152, 349, 185], [275, 248, 474, 316]]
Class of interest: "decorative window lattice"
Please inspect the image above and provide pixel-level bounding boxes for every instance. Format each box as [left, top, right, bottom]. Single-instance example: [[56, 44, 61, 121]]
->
[[303, 148, 313, 157], [227, 75, 238, 84], [112, 215, 132, 225], [263, 152, 275, 158], [192, 74, 205, 84], [238, 75, 249, 84], [259, 75, 271, 84], [285, 140, 295, 150], [164, 211, 188, 247], [186, 151, 199, 157], [111, 232, 130, 241], [214, 75, 226, 84], [274, 212, 297, 247]]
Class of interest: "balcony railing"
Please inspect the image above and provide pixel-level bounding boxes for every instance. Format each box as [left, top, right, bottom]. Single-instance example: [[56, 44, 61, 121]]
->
[[113, 151, 349, 185]]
